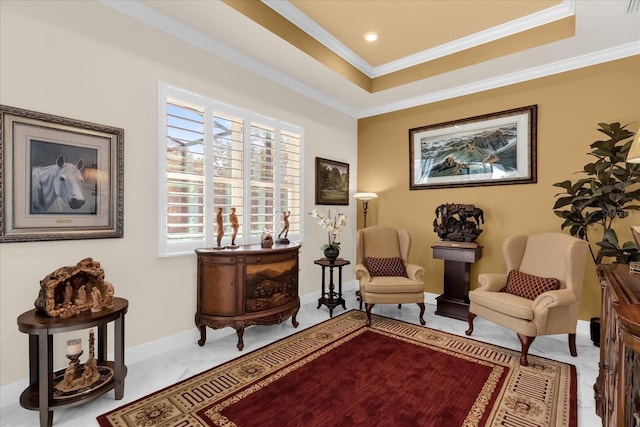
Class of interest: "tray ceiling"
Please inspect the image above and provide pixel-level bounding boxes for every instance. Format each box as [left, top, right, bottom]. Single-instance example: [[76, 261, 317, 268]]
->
[[104, 0, 640, 117]]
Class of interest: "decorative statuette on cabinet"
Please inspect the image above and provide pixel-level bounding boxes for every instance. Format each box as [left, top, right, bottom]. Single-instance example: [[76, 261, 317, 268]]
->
[[227, 207, 239, 249], [277, 211, 291, 244], [261, 230, 274, 248], [215, 207, 224, 249]]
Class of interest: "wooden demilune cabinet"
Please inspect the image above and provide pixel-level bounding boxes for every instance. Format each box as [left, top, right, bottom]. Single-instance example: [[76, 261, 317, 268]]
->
[[195, 244, 300, 351], [595, 264, 640, 427]]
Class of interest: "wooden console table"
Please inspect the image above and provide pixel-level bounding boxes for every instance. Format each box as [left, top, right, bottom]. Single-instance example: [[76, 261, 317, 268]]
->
[[17, 297, 128, 427], [315, 258, 349, 317], [595, 264, 640, 427], [195, 243, 300, 351], [432, 244, 482, 321]]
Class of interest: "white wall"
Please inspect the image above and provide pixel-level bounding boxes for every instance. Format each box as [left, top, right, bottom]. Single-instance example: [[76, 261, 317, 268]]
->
[[0, 1, 357, 387]]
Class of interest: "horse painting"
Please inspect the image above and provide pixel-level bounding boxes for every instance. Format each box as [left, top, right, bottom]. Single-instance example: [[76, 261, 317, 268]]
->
[[31, 155, 86, 213]]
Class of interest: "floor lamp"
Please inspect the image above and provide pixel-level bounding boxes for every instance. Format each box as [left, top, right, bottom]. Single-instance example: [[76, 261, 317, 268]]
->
[[353, 192, 378, 228]]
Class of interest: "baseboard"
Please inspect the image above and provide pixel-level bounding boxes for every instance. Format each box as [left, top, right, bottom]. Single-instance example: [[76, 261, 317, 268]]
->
[[0, 284, 591, 409]]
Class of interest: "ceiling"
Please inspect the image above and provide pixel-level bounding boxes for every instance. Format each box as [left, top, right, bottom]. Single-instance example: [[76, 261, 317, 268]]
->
[[102, 0, 639, 118], [290, 0, 562, 66]]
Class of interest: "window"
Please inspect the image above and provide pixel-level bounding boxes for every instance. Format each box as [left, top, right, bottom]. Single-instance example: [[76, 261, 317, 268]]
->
[[158, 84, 303, 256]]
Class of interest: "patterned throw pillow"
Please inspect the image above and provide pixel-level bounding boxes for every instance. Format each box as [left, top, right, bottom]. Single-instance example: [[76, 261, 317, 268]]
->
[[504, 270, 560, 300], [364, 257, 408, 277]]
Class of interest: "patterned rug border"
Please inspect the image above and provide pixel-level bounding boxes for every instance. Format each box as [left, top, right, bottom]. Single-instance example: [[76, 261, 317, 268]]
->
[[97, 310, 578, 427]]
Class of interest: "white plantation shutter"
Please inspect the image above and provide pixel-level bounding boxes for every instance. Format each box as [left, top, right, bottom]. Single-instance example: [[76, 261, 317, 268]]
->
[[163, 98, 205, 251], [213, 111, 244, 243], [159, 84, 303, 256], [279, 129, 302, 237], [249, 120, 276, 238]]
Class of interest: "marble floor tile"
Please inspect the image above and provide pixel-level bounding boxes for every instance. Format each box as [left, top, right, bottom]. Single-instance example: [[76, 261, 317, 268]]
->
[[0, 287, 602, 427]]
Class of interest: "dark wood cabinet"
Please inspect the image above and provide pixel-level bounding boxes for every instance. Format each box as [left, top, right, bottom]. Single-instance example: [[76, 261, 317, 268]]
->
[[195, 243, 300, 351], [595, 264, 640, 427]]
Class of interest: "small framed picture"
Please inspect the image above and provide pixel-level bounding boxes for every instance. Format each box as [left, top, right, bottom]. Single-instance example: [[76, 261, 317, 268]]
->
[[315, 157, 349, 205]]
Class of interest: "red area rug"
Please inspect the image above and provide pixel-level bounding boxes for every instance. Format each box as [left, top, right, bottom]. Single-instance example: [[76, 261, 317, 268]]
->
[[97, 310, 577, 426]]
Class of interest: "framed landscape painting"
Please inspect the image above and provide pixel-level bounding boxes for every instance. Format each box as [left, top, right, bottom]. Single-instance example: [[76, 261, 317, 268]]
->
[[409, 105, 537, 190], [315, 157, 349, 205], [0, 105, 124, 242]]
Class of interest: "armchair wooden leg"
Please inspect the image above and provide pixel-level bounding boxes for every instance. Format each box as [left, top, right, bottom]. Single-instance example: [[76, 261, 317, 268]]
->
[[568, 333, 577, 357], [398, 304, 402, 309], [517, 333, 535, 366], [417, 303, 426, 325], [365, 303, 375, 326], [465, 313, 476, 336]]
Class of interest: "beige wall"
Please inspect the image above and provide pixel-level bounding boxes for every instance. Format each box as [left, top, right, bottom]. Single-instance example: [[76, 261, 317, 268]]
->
[[0, 1, 357, 387], [357, 55, 640, 321]]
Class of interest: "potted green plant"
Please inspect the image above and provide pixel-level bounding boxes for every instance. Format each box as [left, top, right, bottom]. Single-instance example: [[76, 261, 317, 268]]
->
[[553, 122, 640, 265], [553, 122, 640, 347]]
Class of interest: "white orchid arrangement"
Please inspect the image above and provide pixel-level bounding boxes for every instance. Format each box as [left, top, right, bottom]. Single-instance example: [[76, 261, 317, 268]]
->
[[310, 209, 347, 250]]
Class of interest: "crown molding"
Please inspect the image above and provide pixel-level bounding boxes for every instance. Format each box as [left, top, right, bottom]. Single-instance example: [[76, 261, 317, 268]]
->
[[99, 0, 359, 117], [372, 0, 575, 77], [99, 0, 635, 120], [357, 41, 640, 119], [261, 0, 375, 76], [263, 0, 576, 78]]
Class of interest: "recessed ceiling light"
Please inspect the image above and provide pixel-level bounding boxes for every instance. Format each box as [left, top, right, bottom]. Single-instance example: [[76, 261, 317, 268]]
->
[[364, 32, 378, 42]]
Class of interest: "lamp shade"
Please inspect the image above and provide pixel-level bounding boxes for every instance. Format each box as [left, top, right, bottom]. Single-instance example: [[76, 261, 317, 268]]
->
[[353, 192, 378, 201], [626, 130, 640, 163]]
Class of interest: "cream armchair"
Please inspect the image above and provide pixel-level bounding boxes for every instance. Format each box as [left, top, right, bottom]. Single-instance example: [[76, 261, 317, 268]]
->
[[354, 226, 426, 326], [465, 232, 588, 366]]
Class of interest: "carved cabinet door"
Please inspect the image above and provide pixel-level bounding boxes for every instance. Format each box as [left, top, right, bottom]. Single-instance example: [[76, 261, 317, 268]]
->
[[199, 257, 237, 316], [244, 253, 298, 313]]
